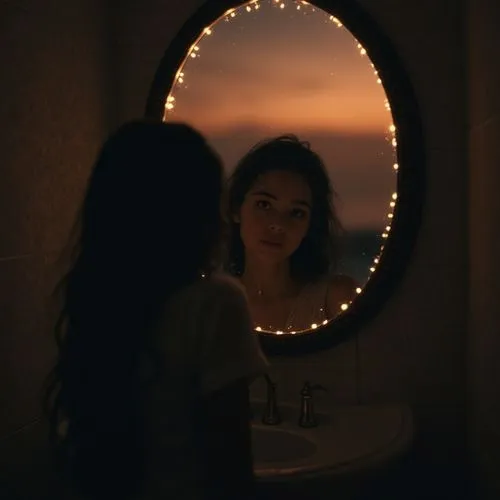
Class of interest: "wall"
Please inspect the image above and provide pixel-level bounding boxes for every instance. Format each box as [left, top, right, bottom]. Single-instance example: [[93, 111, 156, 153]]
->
[[0, 0, 112, 497], [0, 0, 469, 498], [467, 0, 500, 497]]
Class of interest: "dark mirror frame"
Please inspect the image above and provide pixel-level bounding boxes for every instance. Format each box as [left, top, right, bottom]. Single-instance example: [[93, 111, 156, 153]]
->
[[145, 0, 426, 356]]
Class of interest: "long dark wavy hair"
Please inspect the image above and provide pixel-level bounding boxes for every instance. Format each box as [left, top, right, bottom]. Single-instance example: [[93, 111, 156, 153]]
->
[[43, 120, 224, 499], [227, 135, 343, 284]]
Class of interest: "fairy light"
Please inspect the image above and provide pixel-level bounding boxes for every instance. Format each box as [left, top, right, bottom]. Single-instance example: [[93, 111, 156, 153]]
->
[[329, 15, 342, 27], [163, 0, 400, 336]]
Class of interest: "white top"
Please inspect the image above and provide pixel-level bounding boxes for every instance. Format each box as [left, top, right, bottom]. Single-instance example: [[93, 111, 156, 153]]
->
[[141, 273, 268, 499]]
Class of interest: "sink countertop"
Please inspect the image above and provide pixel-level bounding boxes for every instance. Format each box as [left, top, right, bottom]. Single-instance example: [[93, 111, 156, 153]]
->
[[251, 402, 414, 481]]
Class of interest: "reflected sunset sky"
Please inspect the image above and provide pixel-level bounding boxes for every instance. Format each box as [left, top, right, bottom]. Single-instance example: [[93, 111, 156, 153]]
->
[[166, 0, 397, 230]]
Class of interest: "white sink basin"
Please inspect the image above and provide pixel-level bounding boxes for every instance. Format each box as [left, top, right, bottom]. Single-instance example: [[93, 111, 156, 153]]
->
[[250, 402, 414, 481], [251, 426, 317, 463]]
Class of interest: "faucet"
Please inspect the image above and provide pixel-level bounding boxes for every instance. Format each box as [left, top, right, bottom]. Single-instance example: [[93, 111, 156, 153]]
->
[[298, 381, 326, 428], [262, 374, 281, 425]]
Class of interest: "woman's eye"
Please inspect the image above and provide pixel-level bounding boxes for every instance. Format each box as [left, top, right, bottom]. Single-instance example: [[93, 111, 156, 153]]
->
[[291, 208, 307, 219], [255, 200, 271, 210]]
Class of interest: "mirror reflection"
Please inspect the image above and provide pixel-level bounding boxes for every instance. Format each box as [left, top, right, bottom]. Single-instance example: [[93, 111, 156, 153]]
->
[[164, 0, 398, 333], [226, 135, 357, 333]]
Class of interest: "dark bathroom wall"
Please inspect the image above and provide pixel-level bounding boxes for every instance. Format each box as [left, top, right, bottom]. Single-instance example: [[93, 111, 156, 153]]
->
[[468, 0, 500, 497], [0, 0, 113, 496], [352, 0, 468, 472]]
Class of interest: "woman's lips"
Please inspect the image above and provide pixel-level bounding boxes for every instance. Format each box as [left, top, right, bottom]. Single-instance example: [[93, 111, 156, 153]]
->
[[260, 239, 283, 248]]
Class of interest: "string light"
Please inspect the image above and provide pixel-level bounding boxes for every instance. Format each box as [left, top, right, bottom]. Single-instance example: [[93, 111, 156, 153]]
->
[[163, 0, 399, 336]]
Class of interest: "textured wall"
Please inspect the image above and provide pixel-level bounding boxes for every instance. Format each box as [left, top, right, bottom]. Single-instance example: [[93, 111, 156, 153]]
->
[[0, 0, 112, 497], [467, 0, 500, 497]]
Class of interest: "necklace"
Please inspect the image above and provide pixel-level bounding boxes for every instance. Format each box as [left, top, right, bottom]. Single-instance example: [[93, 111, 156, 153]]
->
[[248, 283, 310, 331]]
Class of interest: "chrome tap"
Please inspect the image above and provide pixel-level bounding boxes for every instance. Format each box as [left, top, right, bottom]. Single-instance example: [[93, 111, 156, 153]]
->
[[262, 374, 281, 425], [298, 381, 326, 428]]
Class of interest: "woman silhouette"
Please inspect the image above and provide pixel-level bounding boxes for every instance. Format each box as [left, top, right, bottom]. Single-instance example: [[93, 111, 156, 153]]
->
[[44, 120, 267, 500]]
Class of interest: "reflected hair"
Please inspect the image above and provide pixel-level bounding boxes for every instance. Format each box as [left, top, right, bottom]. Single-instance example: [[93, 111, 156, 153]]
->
[[227, 134, 343, 283], [43, 120, 224, 499]]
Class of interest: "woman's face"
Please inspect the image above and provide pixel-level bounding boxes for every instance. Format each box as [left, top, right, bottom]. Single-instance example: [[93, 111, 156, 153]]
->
[[237, 170, 312, 263]]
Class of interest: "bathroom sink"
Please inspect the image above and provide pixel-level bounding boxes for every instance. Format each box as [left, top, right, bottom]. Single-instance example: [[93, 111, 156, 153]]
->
[[251, 425, 317, 463], [250, 401, 414, 481]]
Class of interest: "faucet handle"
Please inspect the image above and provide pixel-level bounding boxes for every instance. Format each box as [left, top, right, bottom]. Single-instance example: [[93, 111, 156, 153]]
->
[[300, 381, 327, 396], [298, 381, 326, 428], [311, 383, 327, 392], [264, 373, 277, 388], [262, 373, 281, 425]]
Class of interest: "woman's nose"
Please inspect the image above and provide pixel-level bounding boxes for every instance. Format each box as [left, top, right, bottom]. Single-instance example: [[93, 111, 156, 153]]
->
[[268, 223, 285, 233]]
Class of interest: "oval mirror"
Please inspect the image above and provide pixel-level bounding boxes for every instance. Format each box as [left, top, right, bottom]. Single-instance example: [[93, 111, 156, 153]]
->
[[146, 0, 425, 354]]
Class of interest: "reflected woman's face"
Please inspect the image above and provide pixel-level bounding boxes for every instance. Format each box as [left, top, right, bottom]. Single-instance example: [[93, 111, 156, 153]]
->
[[237, 170, 312, 263]]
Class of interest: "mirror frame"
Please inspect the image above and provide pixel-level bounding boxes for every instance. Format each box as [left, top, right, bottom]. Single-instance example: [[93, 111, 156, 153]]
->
[[145, 0, 426, 356]]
